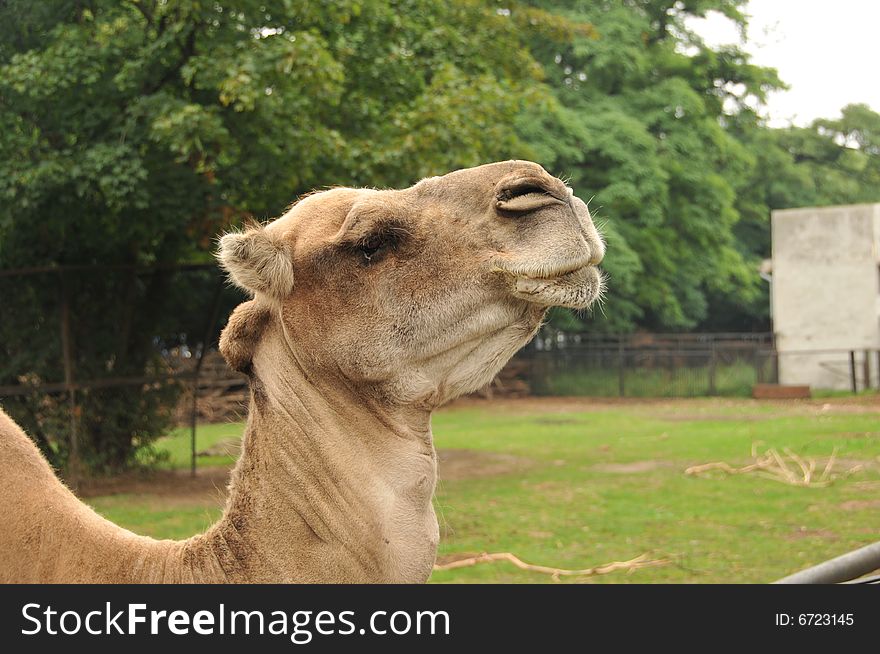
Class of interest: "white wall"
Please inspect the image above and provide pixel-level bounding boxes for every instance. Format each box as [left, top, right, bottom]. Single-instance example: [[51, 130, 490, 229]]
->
[[771, 204, 880, 389]]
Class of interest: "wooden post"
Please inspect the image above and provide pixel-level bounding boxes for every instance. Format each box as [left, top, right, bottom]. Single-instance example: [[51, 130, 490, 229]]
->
[[849, 351, 857, 393], [190, 383, 199, 479], [59, 276, 80, 487], [617, 339, 625, 397], [863, 350, 871, 393]]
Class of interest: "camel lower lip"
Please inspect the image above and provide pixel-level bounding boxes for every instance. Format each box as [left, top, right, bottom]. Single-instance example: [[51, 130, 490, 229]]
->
[[511, 266, 602, 309], [522, 269, 583, 282], [492, 260, 593, 281], [519, 265, 591, 283]]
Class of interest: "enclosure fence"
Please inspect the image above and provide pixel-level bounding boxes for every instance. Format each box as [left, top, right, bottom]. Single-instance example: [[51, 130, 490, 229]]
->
[[518, 330, 880, 398], [0, 263, 245, 482]]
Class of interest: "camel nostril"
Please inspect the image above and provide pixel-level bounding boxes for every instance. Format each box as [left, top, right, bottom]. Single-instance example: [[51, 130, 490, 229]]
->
[[497, 183, 549, 202], [494, 177, 566, 215], [495, 176, 564, 203]]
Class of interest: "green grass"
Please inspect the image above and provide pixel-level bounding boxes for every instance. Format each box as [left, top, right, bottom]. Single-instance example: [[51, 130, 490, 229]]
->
[[86, 396, 880, 583], [158, 422, 244, 469], [88, 495, 222, 541]]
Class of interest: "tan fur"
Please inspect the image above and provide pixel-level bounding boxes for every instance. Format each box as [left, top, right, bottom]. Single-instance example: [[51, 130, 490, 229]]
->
[[218, 300, 271, 373], [0, 161, 604, 583], [218, 228, 295, 303]]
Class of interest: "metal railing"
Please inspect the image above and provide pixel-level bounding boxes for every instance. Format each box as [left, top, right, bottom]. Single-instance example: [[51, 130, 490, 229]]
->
[[775, 541, 880, 584], [519, 330, 777, 397], [517, 329, 880, 397]]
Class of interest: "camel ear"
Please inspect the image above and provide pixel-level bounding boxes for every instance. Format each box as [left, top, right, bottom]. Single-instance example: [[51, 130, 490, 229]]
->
[[219, 300, 271, 373], [217, 228, 294, 301]]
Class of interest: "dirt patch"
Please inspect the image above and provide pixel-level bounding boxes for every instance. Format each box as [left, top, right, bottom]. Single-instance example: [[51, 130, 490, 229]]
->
[[828, 457, 878, 473], [533, 417, 586, 425], [849, 480, 880, 491], [78, 448, 529, 502], [590, 460, 670, 474], [447, 394, 880, 420], [437, 449, 532, 481], [839, 499, 880, 511], [77, 467, 232, 502], [657, 414, 770, 422], [786, 527, 838, 541], [446, 396, 674, 415]]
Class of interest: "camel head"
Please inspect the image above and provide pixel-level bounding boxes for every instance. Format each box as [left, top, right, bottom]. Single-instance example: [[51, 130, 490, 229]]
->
[[217, 160, 604, 408]]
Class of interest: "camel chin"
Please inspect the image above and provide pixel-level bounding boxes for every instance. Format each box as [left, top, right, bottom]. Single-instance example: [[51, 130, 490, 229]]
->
[[0, 160, 605, 584]]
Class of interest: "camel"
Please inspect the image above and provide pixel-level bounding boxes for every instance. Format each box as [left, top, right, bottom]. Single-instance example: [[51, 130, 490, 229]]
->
[[0, 160, 605, 583]]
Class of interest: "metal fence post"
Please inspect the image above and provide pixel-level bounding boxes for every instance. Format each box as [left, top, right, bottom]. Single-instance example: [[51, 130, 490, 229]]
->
[[877, 350, 880, 390], [754, 348, 763, 384], [773, 349, 780, 384], [708, 343, 717, 396], [190, 282, 226, 478], [617, 339, 625, 397], [58, 274, 80, 487]]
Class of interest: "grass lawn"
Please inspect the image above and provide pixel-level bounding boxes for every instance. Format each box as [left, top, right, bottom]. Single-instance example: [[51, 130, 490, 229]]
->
[[86, 396, 880, 583]]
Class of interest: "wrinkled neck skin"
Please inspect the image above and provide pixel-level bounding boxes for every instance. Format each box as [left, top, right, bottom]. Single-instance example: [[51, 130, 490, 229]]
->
[[12, 301, 543, 583], [188, 322, 439, 583], [5, 303, 541, 583]]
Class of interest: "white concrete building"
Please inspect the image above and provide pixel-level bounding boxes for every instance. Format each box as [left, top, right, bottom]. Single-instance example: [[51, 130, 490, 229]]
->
[[770, 203, 880, 390]]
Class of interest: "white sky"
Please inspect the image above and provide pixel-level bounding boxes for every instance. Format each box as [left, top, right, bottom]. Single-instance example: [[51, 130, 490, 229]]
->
[[686, 0, 880, 126]]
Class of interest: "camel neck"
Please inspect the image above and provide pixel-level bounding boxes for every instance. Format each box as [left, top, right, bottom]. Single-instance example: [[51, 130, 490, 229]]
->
[[196, 324, 438, 583]]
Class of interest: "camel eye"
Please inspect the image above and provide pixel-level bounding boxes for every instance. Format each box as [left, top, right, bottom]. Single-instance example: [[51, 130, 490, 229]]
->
[[359, 235, 387, 262], [346, 223, 407, 263]]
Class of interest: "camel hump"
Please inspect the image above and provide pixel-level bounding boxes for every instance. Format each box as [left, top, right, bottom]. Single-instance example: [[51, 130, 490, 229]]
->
[[0, 407, 56, 476]]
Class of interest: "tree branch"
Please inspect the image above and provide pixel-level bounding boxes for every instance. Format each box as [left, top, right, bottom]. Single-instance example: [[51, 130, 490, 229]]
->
[[141, 25, 197, 97]]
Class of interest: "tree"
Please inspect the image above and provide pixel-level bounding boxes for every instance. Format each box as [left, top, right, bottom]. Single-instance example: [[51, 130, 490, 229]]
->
[[0, 0, 581, 472], [707, 102, 880, 330], [515, 0, 785, 332]]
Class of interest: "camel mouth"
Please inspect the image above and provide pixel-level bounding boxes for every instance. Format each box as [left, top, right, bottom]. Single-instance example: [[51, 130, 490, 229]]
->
[[491, 256, 593, 281], [506, 265, 604, 310], [494, 176, 567, 214]]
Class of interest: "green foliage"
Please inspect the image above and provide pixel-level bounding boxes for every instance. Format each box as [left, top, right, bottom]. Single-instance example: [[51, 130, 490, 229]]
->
[[517, 1, 880, 333], [3, 0, 880, 470], [0, 0, 560, 473], [517, 0, 771, 331], [732, 103, 880, 251]]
